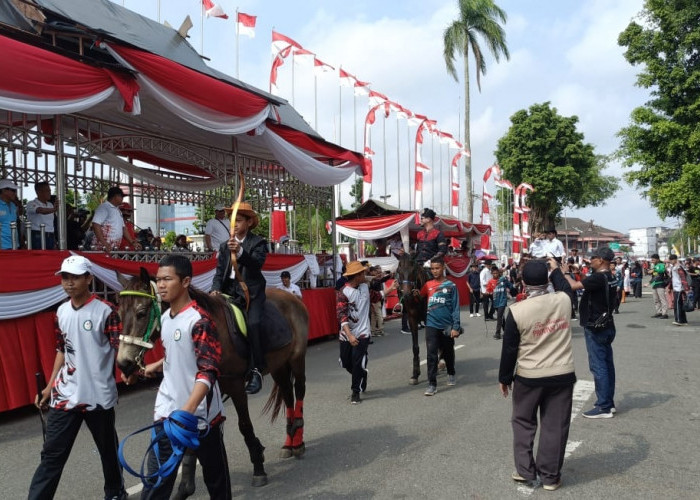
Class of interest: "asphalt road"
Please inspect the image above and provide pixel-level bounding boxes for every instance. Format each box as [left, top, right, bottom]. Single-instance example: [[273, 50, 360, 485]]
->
[[1, 292, 699, 499]]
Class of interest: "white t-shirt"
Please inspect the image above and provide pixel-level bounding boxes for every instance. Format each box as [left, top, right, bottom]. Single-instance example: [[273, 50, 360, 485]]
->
[[479, 267, 492, 293], [92, 201, 124, 247], [277, 282, 302, 298], [339, 282, 371, 340], [529, 238, 547, 258], [26, 198, 55, 232], [51, 296, 119, 411], [542, 238, 565, 258], [154, 302, 224, 425], [205, 217, 230, 250]]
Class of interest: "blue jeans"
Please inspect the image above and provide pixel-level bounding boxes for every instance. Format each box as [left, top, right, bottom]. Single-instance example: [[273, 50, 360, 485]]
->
[[584, 326, 616, 410]]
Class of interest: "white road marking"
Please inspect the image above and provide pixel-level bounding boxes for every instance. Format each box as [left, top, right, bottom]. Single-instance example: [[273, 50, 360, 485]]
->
[[419, 344, 464, 366]]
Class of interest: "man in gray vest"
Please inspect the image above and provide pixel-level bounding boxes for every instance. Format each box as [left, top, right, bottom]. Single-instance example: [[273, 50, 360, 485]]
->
[[499, 260, 576, 491]]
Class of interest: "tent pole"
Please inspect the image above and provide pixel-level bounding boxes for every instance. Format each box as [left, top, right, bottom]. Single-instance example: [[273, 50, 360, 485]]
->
[[54, 116, 67, 250]]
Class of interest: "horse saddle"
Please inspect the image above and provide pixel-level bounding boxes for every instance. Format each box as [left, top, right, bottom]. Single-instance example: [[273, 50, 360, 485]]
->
[[223, 297, 293, 360]]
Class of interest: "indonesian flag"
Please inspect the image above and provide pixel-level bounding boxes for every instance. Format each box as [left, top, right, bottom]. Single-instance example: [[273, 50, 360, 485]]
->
[[236, 12, 256, 38], [416, 162, 431, 173], [368, 90, 389, 107], [394, 105, 412, 120], [272, 30, 302, 54], [483, 164, 501, 183], [438, 131, 454, 145], [495, 178, 513, 190], [293, 47, 315, 66], [354, 78, 370, 96], [203, 0, 228, 19], [339, 68, 356, 87], [313, 57, 335, 76], [269, 45, 292, 92]]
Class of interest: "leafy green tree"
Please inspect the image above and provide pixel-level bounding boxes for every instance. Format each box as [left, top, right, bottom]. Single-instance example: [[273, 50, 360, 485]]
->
[[617, 1, 700, 236], [163, 230, 177, 249], [443, 0, 510, 221], [349, 177, 363, 209], [495, 102, 618, 232]]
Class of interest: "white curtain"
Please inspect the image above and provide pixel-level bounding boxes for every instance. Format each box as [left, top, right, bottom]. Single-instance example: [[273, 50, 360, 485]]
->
[[256, 126, 360, 186], [262, 258, 312, 287], [0, 88, 115, 115], [0, 286, 67, 319], [334, 213, 415, 240]]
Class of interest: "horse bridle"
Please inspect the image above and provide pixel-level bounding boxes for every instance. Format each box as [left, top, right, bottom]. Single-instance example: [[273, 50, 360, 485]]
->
[[118, 280, 161, 369]]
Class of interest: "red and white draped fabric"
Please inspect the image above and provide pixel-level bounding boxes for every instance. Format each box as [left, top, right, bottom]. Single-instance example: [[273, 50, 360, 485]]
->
[[0, 34, 139, 115], [105, 44, 270, 134], [362, 102, 391, 198], [414, 118, 433, 210], [236, 12, 256, 37], [270, 210, 288, 243], [513, 187, 522, 255], [480, 164, 501, 252], [334, 213, 416, 241], [203, 0, 228, 19]]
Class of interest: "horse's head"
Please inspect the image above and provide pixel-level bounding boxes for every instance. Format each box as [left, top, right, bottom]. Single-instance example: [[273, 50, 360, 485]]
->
[[116, 267, 161, 378], [396, 254, 423, 296]]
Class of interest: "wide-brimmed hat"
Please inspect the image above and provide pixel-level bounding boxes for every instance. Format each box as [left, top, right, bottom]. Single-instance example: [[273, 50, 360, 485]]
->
[[225, 201, 259, 229], [343, 261, 369, 277]]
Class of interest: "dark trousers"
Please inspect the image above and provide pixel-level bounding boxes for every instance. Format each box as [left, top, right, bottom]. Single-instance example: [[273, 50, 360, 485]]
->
[[673, 291, 688, 324], [693, 281, 700, 309], [482, 294, 494, 318], [425, 326, 455, 386], [470, 290, 481, 314], [141, 421, 231, 500], [28, 407, 123, 500], [511, 380, 574, 486], [633, 280, 642, 298], [339, 337, 370, 393], [30, 231, 55, 250], [247, 294, 265, 371], [495, 306, 506, 336]]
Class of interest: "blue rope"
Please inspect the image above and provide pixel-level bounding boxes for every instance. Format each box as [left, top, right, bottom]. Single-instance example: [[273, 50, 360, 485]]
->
[[118, 410, 210, 490]]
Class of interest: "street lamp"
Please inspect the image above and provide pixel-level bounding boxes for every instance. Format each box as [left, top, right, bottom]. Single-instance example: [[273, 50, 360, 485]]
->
[[379, 194, 391, 205]]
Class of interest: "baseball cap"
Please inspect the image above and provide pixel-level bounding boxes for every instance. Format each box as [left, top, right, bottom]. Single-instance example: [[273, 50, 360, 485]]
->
[[56, 255, 92, 276], [591, 247, 615, 262], [0, 179, 19, 190], [214, 204, 226, 211]]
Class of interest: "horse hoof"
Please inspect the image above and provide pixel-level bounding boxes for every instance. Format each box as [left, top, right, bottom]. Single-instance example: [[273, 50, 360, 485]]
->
[[252, 474, 268, 487], [409, 378, 418, 385], [292, 444, 306, 458], [279, 447, 293, 459]]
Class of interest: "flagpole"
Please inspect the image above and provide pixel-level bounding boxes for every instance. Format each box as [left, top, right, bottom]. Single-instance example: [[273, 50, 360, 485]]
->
[[200, 3, 204, 55], [353, 93, 357, 151], [291, 52, 295, 106], [235, 8, 239, 79], [314, 74, 318, 131], [396, 117, 400, 209], [439, 141, 444, 215], [157, 0, 161, 22], [407, 123, 412, 210], [431, 136, 436, 209], [382, 115, 387, 201], [338, 68, 342, 147]]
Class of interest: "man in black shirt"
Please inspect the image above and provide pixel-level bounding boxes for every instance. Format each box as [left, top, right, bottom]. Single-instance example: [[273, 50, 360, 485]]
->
[[557, 247, 617, 419]]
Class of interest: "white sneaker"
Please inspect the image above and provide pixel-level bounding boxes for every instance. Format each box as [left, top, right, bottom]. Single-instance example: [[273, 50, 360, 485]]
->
[[447, 375, 456, 386], [476, 313, 481, 317], [470, 313, 474, 318]]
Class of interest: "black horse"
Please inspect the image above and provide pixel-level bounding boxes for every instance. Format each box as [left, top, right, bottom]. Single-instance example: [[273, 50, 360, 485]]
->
[[395, 254, 428, 385]]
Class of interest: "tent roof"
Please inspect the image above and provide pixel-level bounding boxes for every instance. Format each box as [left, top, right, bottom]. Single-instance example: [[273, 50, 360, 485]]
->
[[337, 199, 414, 220]]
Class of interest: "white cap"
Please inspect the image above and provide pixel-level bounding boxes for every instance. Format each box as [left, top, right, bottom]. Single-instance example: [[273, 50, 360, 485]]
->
[[0, 179, 19, 190], [55, 255, 92, 276], [214, 204, 226, 211]]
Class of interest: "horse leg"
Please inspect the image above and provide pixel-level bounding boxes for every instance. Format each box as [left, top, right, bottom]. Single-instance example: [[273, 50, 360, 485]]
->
[[275, 366, 297, 459], [229, 380, 268, 487], [172, 450, 197, 500], [291, 357, 306, 458]]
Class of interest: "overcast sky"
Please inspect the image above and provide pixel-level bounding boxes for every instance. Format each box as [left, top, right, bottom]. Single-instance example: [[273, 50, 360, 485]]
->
[[121, 0, 672, 234]]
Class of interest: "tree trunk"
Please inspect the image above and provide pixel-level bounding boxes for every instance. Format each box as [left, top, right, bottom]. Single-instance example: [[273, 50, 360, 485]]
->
[[463, 42, 473, 222]]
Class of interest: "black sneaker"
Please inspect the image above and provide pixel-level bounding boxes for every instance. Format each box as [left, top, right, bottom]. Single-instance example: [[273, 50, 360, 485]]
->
[[493, 334, 502, 340], [659, 314, 669, 319], [651, 313, 661, 318], [350, 391, 361, 404], [245, 369, 263, 395]]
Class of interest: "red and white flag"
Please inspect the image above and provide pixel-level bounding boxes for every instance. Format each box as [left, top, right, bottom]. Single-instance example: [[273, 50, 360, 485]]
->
[[368, 90, 389, 107], [272, 30, 302, 54], [339, 68, 356, 87], [236, 12, 256, 38], [269, 45, 292, 92], [202, 0, 228, 19], [313, 57, 335, 76], [394, 105, 412, 120], [354, 78, 370, 96], [494, 178, 513, 190], [408, 113, 427, 127], [292, 47, 315, 66]]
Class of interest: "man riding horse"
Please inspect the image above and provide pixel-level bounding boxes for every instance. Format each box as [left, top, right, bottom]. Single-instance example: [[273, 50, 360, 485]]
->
[[211, 202, 267, 395]]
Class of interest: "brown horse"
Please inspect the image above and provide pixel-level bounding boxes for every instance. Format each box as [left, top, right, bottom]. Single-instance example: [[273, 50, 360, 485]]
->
[[395, 254, 428, 385], [115, 267, 308, 495]]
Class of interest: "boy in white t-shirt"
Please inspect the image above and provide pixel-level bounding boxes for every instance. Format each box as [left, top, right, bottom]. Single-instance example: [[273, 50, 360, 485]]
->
[[127, 254, 230, 499], [277, 270, 302, 298], [29, 256, 125, 500]]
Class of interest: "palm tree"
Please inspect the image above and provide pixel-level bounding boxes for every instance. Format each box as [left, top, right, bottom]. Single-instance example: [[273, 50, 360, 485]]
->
[[444, 0, 509, 222]]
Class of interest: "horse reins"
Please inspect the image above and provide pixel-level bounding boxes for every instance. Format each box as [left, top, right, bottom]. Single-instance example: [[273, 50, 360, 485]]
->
[[118, 280, 161, 369]]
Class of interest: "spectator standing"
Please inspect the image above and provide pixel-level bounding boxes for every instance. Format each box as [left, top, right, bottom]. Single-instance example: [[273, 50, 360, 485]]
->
[[647, 254, 668, 319], [690, 258, 700, 310], [368, 266, 391, 337], [92, 187, 140, 252], [415, 208, 447, 266], [277, 270, 302, 298], [610, 261, 622, 314], [336, 261, 371, 404], [419, 257, 461, 396], [486, 267, 517, 340], [26, 181, 58, 249], [542, 228, 565, 259], [0, 178, 22, 249], [467, 263, 481, 317], [630, 260, 643, 298], [480, 264, 495, 320], [498, 260, 576, 491], [28, 256, 126, 500], [204, 205, 231, 251], [118, 202, 137, 250], [528, 232, 547, 258], [388, 232, 404, 259], [559, 248, 617, 418], [667, 254, 690, 326]]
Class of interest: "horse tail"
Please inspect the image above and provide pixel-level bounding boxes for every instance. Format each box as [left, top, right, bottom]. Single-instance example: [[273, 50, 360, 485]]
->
[[261, 381, 284, 423]]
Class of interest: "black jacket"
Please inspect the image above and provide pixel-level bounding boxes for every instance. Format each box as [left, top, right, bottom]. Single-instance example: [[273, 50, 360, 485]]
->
[[212, 234, 268, 304]]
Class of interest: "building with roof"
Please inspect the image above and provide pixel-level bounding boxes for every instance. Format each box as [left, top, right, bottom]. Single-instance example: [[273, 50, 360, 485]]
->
[[628, 226, 673, 257], [555, 217, 634, 256]]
